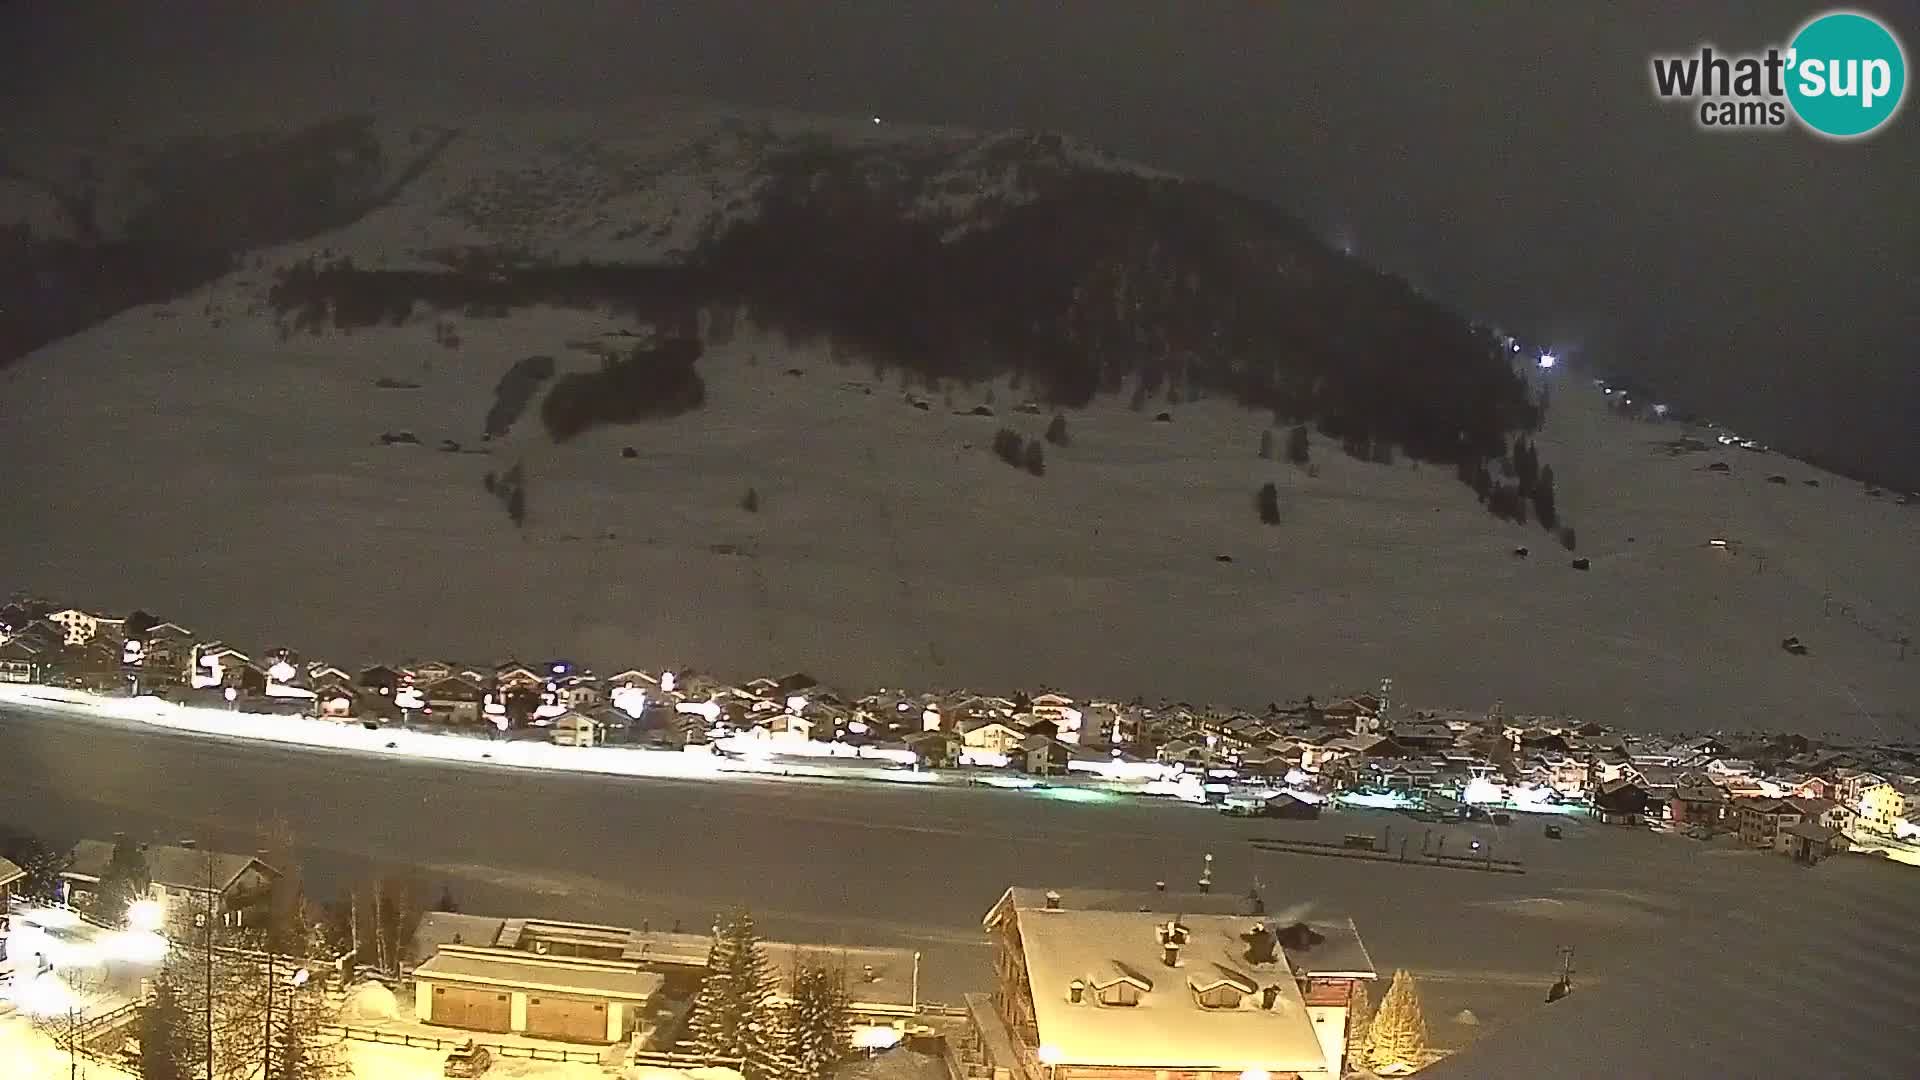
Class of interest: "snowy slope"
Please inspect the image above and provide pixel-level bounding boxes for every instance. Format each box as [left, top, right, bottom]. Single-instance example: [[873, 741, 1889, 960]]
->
[[4, 105, 1916, 735], [5, 281, 1916, 737]]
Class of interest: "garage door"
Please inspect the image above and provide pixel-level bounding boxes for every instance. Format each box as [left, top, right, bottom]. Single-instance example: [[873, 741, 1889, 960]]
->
[[525, 994, 608, 1043], [431, 985, 512, 1033]]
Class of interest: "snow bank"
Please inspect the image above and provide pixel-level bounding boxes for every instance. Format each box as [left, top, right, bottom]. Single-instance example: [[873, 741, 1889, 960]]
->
[[339, 979, 400, 1023]]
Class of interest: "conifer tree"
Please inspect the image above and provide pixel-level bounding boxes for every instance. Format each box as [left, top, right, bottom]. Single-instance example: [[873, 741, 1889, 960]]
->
[[1286, 424, 1311, 465], [1367, 969, 1430, 1071], [689, 910, 794, 1080], [139, 972, 191, 1080], [1345, 981, 1374, 1071], [785, 960, 852, 1080], [93, 834, 151, 925], [1046, 413, 1070, 447]]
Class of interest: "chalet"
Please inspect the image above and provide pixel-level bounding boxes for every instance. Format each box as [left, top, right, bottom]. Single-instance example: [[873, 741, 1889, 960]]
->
[[47, 608, 111, 646], [1022, 734, 1106, 776], [1735, 797, 1848, 851], [62, 840, 279, 935], [0, 856, 26, 900], [556, 678, 605, 712], [1028, 693, 1085, 742], [357, 665, 405, 693], [981, 887, 1375, 1080], [136, 622, 197, 677], [47, 641, 129, 694], [1859, 779, 1918, 834], [1389, 722, 1455, 751], [493, 663, 545, 693], [407, 660, 461, 685], [0, 639, 46, 683], [1781, 822, 1850, 865], [1593, 779, 1653, 825], [425, 676, 484, 724], [1669, 785, 1730, 828], [962, 718, 1028, 756], [549, 709, 603, 747], [409, 914, 917, 1043], [905, 729, 961, 767], [1262, 793, 1322, 820]]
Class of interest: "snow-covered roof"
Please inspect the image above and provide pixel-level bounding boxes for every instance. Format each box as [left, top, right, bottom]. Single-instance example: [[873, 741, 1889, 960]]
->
[[1010, 909, 1329, 1072], [415, 944, 663, 1002]]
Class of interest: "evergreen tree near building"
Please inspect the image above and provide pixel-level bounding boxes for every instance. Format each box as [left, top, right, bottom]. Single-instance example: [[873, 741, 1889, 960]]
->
[[1367, 969, 1431, 1071], [742, 487, 761, 513], [785, 960, 853, 1080], [689, 909, 794, 1080], [92, 834, 151, 926], [138, 972, 191, 1080], [1345, 981, 1374, 1071]]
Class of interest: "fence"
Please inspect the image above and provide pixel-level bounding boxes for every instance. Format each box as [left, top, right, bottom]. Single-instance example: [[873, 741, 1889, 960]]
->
[[318, 1023, 743, 1069]]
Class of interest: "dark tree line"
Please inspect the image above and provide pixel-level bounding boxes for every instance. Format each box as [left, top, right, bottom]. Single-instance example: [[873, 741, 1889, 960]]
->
[[541, 336, 707, 442], [265, 141, 1540, 503]]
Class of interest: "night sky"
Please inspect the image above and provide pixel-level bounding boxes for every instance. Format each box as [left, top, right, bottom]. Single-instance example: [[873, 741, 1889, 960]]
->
[[7, 1, 1917, 484]]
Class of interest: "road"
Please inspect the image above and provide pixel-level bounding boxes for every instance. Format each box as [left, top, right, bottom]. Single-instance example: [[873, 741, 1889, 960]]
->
[[8, 699, 1920, 1071]]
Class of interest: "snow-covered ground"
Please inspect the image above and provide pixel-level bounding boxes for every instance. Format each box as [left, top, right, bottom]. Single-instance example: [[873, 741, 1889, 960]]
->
[[5, 282, 1916, 739]]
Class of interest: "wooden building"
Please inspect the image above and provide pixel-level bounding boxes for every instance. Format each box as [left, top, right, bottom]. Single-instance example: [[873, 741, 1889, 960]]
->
[[980, 887, 1375, 1080]]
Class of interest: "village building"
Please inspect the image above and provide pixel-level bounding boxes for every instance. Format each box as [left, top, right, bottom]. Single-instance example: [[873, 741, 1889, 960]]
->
[[409, 914, 918, 1044], [979, 887, 1375, 1080], [61, 840, 279, 935]]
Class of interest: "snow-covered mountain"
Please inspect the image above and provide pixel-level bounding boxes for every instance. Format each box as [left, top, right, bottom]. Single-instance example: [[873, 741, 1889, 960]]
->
[[3, 104, 1915, 737]]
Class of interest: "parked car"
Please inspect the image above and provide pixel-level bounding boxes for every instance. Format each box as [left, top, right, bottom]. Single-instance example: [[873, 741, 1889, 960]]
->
[[444, 1041, 492, 1077]]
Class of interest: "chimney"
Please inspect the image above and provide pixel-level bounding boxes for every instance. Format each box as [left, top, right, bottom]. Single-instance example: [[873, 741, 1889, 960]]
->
[[862, 964, 876, 983], [1261, 985, 1281, 1010], [1069, 979, 1085, 1004], [1154, 880, 1166, 893], [1159, 920, 1188, 967], [1044, 890, 1062, 911]]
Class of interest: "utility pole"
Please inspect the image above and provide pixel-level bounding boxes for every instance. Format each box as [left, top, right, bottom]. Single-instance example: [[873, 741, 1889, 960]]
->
[[183, 839, 214, 1080]]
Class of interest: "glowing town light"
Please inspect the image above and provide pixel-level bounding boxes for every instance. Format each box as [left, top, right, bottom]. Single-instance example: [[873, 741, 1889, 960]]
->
[[612, 685, 647, 719], [395, 687, 425, 710], [1537, 353, 1557, 369], [677, 699, 722, 724], [191, 654, 224, 689], [127, 898, 165, 932], [1464, 777, 1505, 804], [854, 1024, 903, 1050], [268, 660, 297, 684], [107, 928, 169, 965], [122, 639, 145, 665], [660, 671, 676, 693], [1240, 1071, 1270, 1080], [224, 687, 238, 703], [848, 720, 868, 734], [1038, 1046, 1063, 1066], [1512, 343, 1521, 352], [786, 694, 809, 714], [1709, 539, 1729, 549], [8, 971, 78, 1017], [1653, 403, 1670, 417]]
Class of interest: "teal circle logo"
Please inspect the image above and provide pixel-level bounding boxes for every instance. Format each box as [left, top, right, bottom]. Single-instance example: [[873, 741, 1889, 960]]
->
[[1786, 11, 1907, 138]]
